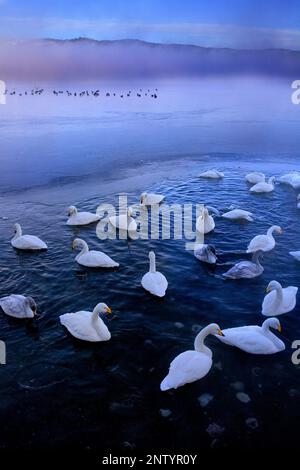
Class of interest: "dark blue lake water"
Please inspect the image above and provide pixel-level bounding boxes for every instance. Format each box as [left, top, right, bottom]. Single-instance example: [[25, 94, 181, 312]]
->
[[0, 78, 299, 450]]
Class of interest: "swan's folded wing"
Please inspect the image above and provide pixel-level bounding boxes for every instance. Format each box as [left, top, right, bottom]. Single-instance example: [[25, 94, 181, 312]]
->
[[0, 295, 28, 317], [219, 326, 274, 353], [247, 235, 269, 252], [161, 351, 212, 390], [59, 311, 98, 341], [142, 272, 168, 297]]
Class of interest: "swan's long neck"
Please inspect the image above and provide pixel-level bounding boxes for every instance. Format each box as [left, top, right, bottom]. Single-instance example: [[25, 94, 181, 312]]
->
[[13, 225, 22, 240], [91, 309, 104, 336], [76, 240, 89, 259], [271, 284, 283, 309], [194, 326, 213, 357], [262, 320, 283, 349], [252, 251, 262, 267], [267, 227, 276, 239], [149, 252, 156, 273]]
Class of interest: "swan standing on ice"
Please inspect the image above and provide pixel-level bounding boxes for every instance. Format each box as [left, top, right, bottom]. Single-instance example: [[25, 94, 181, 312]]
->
[[245, 172, 265, 184], [160, 324, 224, 391], [247, 225, 282, 253], [141, 251, 168, 297], [290, 251, 300, 261], [109, 207, 137, 232], [140, 192, 164, 207], [250, 177, 275, 193], [262, 280, 298, 316], [11, 223, 47, 250], [199, 169, 224, 179], [222, 209, 254, 222], [223, 250, 264, 279], [216, 318, 284, 354], [66, 205, 101, 226], [0, 294, 37, 318], [72, 238, 119, 268], [194, 244, 217, 264], [196, 207, 219, 234], [60, 302, 112, 341]]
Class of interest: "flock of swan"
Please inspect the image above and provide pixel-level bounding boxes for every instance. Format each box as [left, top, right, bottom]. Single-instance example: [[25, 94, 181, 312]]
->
[[0, 170, 299, 393]]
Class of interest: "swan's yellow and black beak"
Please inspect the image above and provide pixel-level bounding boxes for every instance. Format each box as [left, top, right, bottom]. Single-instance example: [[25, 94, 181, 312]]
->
[[265, 287, 271, 293], [278, 324, 282, 333], [72, 241, 76, 250], [218, 329, 225, 337], [105, 306, 112, 314]]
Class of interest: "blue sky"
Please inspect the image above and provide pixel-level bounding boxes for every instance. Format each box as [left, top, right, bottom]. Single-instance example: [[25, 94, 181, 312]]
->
[[1, 0, 300, 49]]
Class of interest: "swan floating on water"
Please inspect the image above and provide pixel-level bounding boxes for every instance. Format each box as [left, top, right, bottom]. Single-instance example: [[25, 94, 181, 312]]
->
[[194, 244, 217, 264], [140, 192, 164, 206], [223, 250, 264, 279], [262, 280, 298, 316], [222, 209, 254, 222], [247, 225, 282, 253], [245, 172, 265, 184], [290, 251, 300, 261], [11, 223, 47, 250], [199, 169, 224, 179], [216, 318, 284, 354], [250, 177, 275, 193], [66, 205, 101, 226], [0, 294, 37, 318], [60, 302, 112, 341], [278, 172, 300, 189], [196, 207, 219, 234], [72, 238, 119, 268], [160, 324, 224, 391], [109, 207, 137, 233], [141, 251, 168, 297]]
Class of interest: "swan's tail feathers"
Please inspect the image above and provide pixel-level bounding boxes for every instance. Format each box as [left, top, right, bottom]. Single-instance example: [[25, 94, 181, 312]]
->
[[160, 375, 172, 391], [246, 216, 254, 222]]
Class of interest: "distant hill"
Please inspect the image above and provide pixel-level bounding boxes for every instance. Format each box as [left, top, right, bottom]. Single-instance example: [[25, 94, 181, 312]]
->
[[0, 38, 299, 80]]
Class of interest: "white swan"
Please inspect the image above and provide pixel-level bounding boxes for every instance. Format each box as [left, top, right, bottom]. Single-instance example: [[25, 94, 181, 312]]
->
[[279, 172, 300, 189], [262, 280, 298, 316], [247, 225, 282, 253], [72, 238, 119, 268], [0, 294, 37, 319], [222, 209, 254, 222], [140, 192, 164, 206], [141, 251, 168, 297], [199, 169, 224, 179], [223, 250, 264, 279], [109, 207, 137, 232], [290, 251, 300, 261], [11, 223, 47, 250], [250, 176, 275, 193], [66, 205, 101, 226], [216, 318, 284, 354], [194, 244, 217, 264], [245, 172, 265, 184], [196, 207, 218, 234], [160, 324, 224, 391], [60, 302, 112, 342]]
